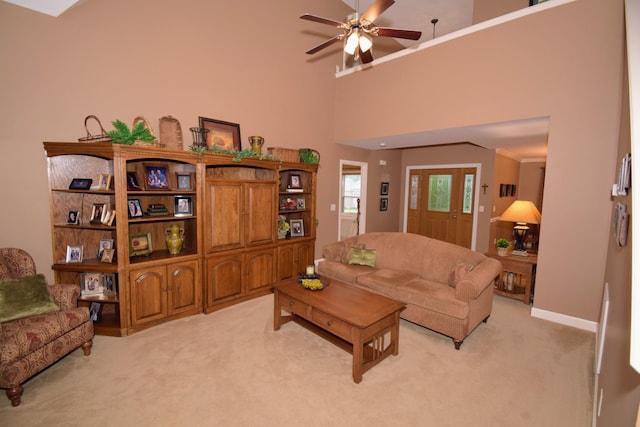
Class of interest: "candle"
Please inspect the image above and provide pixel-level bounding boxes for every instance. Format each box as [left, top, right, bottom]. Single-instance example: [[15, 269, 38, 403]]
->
[[306, 265, 315, 275]]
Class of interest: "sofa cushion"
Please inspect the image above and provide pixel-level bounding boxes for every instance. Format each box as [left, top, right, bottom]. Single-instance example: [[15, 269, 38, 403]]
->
[[448, 261, 475, 288], [340, 242, 365, 264], [348, 248, 377, 267], [317, 261, 374, 284], [0, 275, 60, 323], [356, 269, 417, 289], [396, 278, 469, 320]]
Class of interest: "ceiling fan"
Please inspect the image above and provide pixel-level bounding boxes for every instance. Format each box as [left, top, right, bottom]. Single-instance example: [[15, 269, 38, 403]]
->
[[300, 0, 422, 64]]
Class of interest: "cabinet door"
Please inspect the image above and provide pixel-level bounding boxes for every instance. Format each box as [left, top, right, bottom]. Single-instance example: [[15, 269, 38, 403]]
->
[[277, 244, 296, 281], [130, 266, 167, 326], [245, 248, 276, 293], [245, 182, 276, 246], [205, 254, 243, 307], [206, 181, 243, 252], [294, 241, 314, 275], [167, 260, 200, 316]]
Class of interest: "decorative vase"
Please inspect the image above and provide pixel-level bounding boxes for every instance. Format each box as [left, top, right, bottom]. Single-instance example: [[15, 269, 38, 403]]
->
[[278, 230, 287, 240], [189, 127, 209, 148], [248, 136, 264, 154], [497, 247, 508, 257], [165, 224, 185, 255]]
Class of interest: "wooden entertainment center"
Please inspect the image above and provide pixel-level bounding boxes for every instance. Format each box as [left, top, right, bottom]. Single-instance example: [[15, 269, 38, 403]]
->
[[44, 142, 317, 336]]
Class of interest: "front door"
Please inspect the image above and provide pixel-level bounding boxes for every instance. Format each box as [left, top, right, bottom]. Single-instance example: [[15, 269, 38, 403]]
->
[[407, 168, 476, 248]]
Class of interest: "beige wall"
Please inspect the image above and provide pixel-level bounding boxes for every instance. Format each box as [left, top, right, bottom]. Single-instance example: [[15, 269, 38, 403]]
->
[[473, 0, 530, 24], [493, 152, 521, 216], [518, 161, 545, 209], [333, 0, 624, 326]]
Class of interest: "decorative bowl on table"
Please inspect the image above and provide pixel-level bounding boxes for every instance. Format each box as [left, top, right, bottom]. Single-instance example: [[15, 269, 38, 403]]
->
[[298, 273, 329, 290]]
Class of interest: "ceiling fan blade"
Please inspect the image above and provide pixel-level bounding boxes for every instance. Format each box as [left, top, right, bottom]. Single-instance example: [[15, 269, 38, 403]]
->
[[306, 35, 343, 55], [300, 13, 344, 28], [359, 47, 374, 64], [361, 0, 395, 24], [374, 27, 422, 40]]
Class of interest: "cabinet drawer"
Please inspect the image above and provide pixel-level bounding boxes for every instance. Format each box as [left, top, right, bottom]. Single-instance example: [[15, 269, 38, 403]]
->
[[279, 295, 310, 318], [311, 310, 352, 341]]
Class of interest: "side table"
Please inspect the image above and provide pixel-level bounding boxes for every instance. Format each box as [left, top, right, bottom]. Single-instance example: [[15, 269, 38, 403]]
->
[[486, 249, 537, 304]]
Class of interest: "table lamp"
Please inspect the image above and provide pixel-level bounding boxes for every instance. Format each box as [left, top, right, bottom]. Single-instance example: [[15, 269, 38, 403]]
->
[[498, 200, 542, 257]]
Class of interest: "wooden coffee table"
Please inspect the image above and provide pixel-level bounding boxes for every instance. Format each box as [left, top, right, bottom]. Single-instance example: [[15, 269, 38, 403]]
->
[[273, 277, 405, 383]]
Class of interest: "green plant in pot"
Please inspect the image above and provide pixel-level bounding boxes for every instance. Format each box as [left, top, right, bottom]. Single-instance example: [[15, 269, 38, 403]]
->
[[496, 238, 510, 256], [106, 119, 156, 145], [277, 215, 290, 239], [299, 149, 319, 164]]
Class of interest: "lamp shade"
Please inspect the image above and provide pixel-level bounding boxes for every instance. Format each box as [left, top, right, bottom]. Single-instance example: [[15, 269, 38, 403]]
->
[[499, 200, 541, 224]]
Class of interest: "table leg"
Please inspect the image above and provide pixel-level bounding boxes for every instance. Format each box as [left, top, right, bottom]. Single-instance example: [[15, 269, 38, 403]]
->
[[273, 289, 281, 331], [391, 311, 400, 355], [352, 330, 363, 383]]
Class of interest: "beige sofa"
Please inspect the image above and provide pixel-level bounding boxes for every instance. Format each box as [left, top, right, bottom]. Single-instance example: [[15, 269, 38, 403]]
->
[[317, 232, 502, 349]]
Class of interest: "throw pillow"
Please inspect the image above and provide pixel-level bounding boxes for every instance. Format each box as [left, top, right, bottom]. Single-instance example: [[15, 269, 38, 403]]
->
[[341, 242, 366, 264], [448, 261, 475, 288], [0, 274, 60, 323], [348, 248, 377, 267]]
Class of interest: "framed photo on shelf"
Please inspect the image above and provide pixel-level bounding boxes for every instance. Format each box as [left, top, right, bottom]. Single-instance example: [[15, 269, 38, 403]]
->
[[296, 198, 306, 209], [380, 182, 389, 196], [289, 219, 304, 237], [143, 163, 171, 190], [66, 210, 80, 225], [176, 172, 193, 190], [103, 273, 117, 297], [128, 199, 143, 218], [174, 195, 193, 216], [90, 203, 107, 223], [66, 245, 83, 263], [130, 232, 153, 256], [98, 173, 112, 191], [199, 116, 242, 151], [380, 197, 389, 211], [126, 171, 143, 191], [100, 248, 115, 263], [81, 272, 103, 296], [106, 210, 117, 226], [89, 302, 103, 322], [288, 174, 302, 189], [68, 178, 92, 190], [97, 239, 114, 259]]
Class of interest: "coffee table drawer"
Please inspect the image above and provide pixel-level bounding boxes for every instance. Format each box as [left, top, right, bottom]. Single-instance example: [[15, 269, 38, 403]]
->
[[279, 294, 310, 318], [311, 309, 352, 340]]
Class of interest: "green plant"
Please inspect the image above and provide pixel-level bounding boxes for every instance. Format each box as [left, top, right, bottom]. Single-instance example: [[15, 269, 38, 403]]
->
[[189, 144, 279, 163], [496, 238, 510, 248], [106, 120, 156, 145], [278, 215, 290, 234], [299, 149, 319, 164]]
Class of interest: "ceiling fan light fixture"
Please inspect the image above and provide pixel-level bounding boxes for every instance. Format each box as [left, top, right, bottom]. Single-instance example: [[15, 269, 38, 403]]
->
[[359, 33, 373, 52], [344, 30, 360, 55]]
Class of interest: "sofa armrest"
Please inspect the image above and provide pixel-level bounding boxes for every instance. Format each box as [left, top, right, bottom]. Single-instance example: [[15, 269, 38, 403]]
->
[[455, 258, 502, 301], [48, 283, 81, 311], [322, 241, 345, 263]]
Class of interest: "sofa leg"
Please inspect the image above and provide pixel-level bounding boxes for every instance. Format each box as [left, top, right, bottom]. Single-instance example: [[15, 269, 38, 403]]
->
[[483, 315, 490, 323], [81, 339, 93, 356], [6, 384, 23, 406], [453, 339, 463, 350]]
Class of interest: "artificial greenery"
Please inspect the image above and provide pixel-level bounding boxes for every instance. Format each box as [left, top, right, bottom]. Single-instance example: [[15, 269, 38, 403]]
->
[[496, 238, 511, 248], [107, 120, 156, 145], [188, 144, 279, 163], [299, 149, 319, 164]]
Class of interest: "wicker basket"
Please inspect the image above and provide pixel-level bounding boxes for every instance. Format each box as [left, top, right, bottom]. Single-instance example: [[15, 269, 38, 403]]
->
[[267, 147, 299, 162], [132, 116, 165, 148]]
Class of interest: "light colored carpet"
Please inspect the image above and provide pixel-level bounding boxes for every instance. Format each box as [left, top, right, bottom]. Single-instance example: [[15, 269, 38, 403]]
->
[[1, 294, 594, 427]]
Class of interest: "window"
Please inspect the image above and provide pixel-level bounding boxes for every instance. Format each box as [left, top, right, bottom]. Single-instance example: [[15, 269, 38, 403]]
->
[[342, 174, 361, 213]]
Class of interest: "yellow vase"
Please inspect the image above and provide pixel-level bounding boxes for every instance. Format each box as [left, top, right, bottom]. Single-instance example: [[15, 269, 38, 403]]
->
[[165, 224, 184, 255]]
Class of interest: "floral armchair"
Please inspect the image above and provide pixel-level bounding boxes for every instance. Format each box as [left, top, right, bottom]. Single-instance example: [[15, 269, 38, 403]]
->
[[0, 248, 94, 406]]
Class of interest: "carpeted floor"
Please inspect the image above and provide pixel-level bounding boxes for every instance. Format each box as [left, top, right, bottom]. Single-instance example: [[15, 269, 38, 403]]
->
[[1, 294, 594, 427]]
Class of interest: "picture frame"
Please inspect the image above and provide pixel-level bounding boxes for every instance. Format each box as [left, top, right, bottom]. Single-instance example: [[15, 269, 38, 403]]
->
[[288, 174, 302, 189], [199, 116, 242, 151], [100, 248, 115, 263], [106, 210, 117, 226], [380, 197, 389, 211], [175, 172, 194, 190], [81, 272, 103, 296], [296, 198, 306, 210], [143, 163, 171, 190], [128, 199, 143, 218], [66, 210, 80, 225], [90, 203, 108, 223], [89, 302, 103, 321], [66, 245, 83, 263], [68, 178, 92, 190], [380, 182, 389, 196], [130, 232, 153, 256], [98, 173, 113, 191], [98, 239, 114, 259], [174, 195, 193, 216], [289, 219, 304, 237], [126, 171, 143, 191], [103, 273, 117, 297]]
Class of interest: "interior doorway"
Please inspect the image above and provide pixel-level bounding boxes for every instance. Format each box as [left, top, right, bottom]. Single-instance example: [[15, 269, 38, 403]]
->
[[338, 160, 368, 240], [405, 165, 480, 249]]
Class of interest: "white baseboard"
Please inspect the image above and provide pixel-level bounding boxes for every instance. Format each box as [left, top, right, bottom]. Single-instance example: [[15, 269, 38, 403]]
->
[[531, 307, 598, 333]]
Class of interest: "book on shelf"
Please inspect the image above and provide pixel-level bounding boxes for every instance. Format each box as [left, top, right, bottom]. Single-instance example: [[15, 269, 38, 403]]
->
[[286, 188, 303, 193]]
